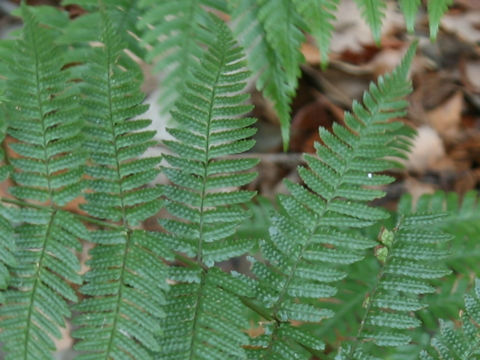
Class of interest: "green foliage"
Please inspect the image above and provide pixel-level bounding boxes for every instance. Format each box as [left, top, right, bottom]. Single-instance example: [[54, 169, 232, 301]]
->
[[421, 278, 480, 360], [157, 18, 258, 359]]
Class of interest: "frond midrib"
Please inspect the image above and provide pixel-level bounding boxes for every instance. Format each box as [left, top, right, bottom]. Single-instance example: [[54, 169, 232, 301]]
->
[[188, 34, 228, 360], [23, 210, 57, 359], [102, 35, 134, 359]]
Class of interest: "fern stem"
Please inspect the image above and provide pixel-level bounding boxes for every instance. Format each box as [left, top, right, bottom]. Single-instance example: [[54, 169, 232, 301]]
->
[[196, 29, 226, 265], [23, 210, 57, 359], [188, 271, 206, 360]]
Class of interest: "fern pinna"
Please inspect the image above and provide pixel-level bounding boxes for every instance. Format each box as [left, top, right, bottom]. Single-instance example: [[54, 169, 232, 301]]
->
[[157, 18, 258, 359], [243, 44, 418, 359], [421, 278, 480, 360], [70, 15, 170, 360], [0, 6, 88, 359]]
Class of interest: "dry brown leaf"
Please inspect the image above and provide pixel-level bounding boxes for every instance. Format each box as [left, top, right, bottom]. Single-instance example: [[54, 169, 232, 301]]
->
[[403, 126, 448, 173], [442, 11, 480, 43], [426, 91, 463, 141]]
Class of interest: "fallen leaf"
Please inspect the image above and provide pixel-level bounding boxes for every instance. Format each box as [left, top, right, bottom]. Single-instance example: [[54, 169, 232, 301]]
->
[[426, 91, 463, 141], [442, 11, 480, 44]]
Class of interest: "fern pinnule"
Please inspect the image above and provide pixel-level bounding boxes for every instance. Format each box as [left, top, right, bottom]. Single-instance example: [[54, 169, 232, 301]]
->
[[399, 0, 421, 33], [420, 278, 480, 360], [0, 6, 88, 359], [246, 43, 418, 359], [158, 18, 258, 360], [427, 0, 453, 41], [72, 15, 170, 360], [138, 0, 228, 112]]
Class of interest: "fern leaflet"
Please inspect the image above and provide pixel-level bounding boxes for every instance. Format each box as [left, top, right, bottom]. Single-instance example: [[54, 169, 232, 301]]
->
[[0, 6, 88, 359], [71, 15, 169, 359], [158, 18, 258, 359]]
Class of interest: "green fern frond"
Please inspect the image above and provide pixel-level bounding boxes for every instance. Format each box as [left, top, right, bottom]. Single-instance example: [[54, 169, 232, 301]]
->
[[293, 0, 339, 67], [71, 15, 170, 359], [158, 18, 258, 359], [399, 0, 421, 33], [420, 278, 480, 360], [230, 0, 302, 150], [355, 0, 386, 45], [245, 43, 418, 359], [138, 0, 228, 112], [427, 0, 453, 41], [0, 6, 87, 359]]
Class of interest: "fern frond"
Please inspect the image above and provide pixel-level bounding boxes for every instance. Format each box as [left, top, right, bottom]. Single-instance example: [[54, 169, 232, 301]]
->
[[420, 278, 480, 360], [230, 0, 302, 150], [399, 0, 421, 33], [397, 191, 480, 335], [0, 6, 87, 359], [293, 0, 339, 67], [71, 15, 170, 359], [337, 212, 452, 359], [427, 0, 452, 41], [138, 0, 228, 112], [246, 43, 418, 359], [158, 18, 258, 359], [355, 0, 387, 45]]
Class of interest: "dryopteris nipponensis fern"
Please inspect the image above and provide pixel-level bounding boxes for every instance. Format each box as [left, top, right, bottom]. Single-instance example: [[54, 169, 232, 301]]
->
[[0, 3, 472, 360], [157, 18, 259, 359], [420, 278, 480, 360], [0, 6, 88, 359], [244, 43, 418, 359], [71, 15, 170, 359]]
